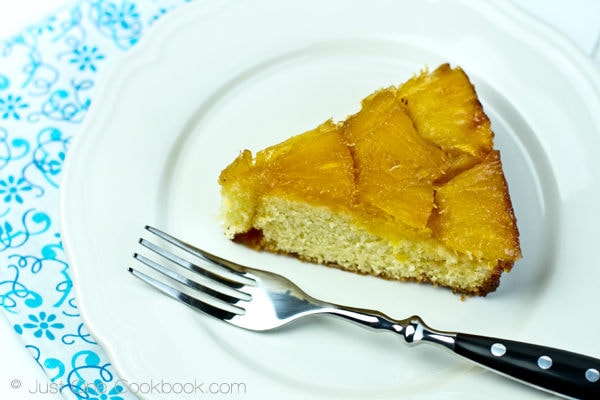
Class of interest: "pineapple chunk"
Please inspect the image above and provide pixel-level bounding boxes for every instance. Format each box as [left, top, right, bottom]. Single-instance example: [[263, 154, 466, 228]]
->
[[398, 64, 494, 175], [220, 120, 355, 210], [342, 89, 448, 229], [429, 151, 521, 261], [261, 120, 355, 207]]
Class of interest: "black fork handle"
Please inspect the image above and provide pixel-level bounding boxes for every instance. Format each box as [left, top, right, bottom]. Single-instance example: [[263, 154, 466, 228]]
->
[[454, 333, 600, 400]]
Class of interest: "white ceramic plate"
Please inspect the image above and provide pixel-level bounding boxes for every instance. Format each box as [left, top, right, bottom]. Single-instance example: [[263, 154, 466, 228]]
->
[[60, 0, 600, 399]]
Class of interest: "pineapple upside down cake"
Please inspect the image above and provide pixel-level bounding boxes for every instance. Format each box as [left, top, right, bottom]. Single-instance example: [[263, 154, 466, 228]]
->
[[218, 63, 521, 296]]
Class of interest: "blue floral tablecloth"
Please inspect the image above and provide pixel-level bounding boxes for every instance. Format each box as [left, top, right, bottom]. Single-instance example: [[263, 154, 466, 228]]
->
[[0, 1, 190, 398]]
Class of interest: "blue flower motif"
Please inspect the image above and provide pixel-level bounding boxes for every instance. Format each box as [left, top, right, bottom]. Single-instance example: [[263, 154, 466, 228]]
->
[[21, 311, 65, 340], [99, 2, 140, 29], [0, 175, 33, 204], [86, 379, 125, 400], [119, 3, 140, 29], [69, 45, 105, 72], [0, 94, 29, 120], [90, 1, 143, 48]]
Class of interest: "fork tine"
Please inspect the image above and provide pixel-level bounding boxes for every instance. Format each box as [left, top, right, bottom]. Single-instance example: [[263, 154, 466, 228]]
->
[[145, 225, 254, 283], [133, 252, 250, 303], [128, 267, 241, 320], [139, 237, 250, 289]]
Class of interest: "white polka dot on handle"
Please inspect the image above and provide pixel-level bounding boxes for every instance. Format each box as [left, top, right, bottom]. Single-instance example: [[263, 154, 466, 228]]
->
[[490, 343, 506, 357], [537, 355, 553, 370], [585, 368, 599, 383]]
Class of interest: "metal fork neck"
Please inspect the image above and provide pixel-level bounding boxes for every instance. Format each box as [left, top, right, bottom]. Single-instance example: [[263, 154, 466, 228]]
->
[[402, 316, 456, 350], [324, 306, 456, 350]]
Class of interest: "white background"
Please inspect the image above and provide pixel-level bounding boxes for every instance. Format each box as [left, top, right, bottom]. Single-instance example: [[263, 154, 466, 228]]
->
[[0, 0, 599, 399]]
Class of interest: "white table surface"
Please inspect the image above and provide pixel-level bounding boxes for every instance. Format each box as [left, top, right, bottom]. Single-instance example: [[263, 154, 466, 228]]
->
[[0, 0, 598, 399]]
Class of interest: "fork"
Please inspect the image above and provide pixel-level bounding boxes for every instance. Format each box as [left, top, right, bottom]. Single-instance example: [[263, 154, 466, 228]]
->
[[129, 225, 600, 400]]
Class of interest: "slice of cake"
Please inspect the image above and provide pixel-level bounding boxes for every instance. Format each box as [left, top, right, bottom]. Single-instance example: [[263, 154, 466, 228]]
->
[[218, 63, 521, 296]]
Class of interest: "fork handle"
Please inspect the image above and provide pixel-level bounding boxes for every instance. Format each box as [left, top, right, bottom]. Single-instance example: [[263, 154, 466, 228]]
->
[[453, 333, 600, 399], [324, 305, 600, 398]]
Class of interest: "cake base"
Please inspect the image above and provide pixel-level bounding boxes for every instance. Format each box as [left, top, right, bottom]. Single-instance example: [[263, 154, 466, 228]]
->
[[230, 197, 509, 296]]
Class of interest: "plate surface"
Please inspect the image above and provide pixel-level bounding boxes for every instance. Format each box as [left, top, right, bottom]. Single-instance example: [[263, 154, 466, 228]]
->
[[60, 0, 600, 399]]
